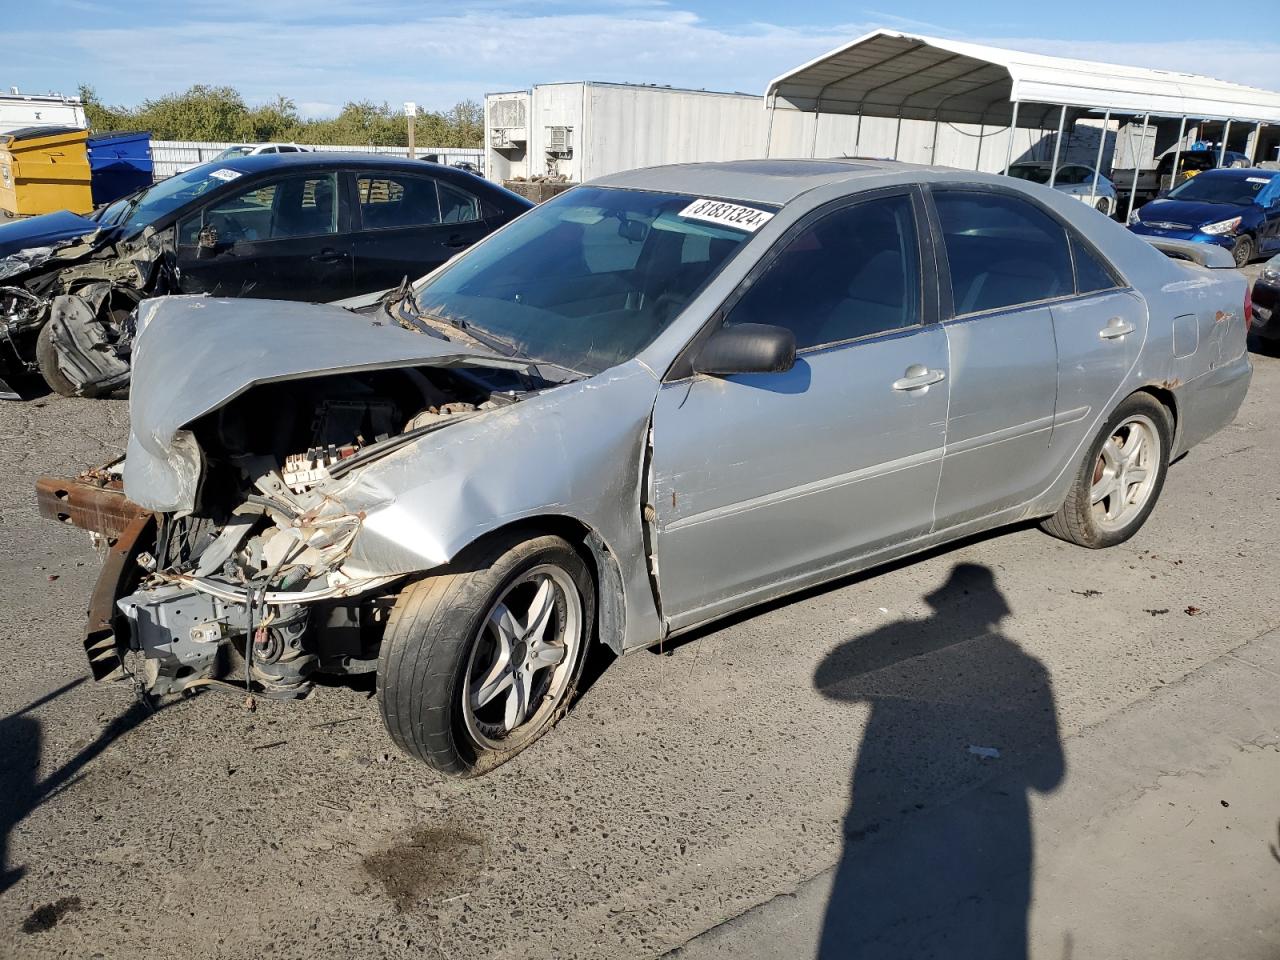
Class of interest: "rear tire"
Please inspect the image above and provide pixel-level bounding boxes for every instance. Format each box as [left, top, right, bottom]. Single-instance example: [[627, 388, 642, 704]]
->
[[1042, 393, 1171, 549], [35, 322, 77, 397], [377, 530, 595, 777]]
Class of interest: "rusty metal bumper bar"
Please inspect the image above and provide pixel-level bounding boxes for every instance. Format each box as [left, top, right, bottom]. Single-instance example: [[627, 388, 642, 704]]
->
[[37, 474, 155, 681]]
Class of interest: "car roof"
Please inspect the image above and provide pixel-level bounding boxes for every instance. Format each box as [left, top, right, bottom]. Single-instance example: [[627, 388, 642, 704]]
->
[[1193, 167, 1278, 179], [591, 158, 959, 206], [210, 151, 452, 175]]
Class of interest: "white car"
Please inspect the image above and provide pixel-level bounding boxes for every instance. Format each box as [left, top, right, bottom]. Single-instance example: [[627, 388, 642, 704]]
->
[[178, 143, 307, 172], [1009, 162, 1118, 217]]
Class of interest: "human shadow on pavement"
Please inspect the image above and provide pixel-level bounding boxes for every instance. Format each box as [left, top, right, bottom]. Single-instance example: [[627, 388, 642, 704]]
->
[[814, 563, 1065, 960], [0, 678, 152, 896]]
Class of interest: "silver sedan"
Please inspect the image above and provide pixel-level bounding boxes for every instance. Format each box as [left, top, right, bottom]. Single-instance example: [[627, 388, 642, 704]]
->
[[41, 159, 1251, 776]]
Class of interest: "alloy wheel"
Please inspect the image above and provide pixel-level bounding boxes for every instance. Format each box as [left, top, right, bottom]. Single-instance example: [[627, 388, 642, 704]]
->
[[1090, 414, 1160, 533], [462, 564, 583, 751]]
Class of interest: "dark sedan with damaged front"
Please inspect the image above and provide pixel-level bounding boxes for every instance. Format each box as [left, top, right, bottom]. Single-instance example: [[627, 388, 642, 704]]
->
[[0, 152, 529, 399]]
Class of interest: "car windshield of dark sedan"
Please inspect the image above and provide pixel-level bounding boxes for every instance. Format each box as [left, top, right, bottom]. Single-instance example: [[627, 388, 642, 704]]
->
[[117, 166, 241, 236], [412, 186, 763, 375], [1166, 173, 1274, 205]]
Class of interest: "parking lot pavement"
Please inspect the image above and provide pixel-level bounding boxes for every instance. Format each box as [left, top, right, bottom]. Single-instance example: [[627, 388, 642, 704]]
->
[[1, 345, 1278, 960]]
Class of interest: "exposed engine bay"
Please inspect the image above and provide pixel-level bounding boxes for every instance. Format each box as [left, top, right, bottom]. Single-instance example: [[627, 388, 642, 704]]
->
[[40, 360, 538, 701]]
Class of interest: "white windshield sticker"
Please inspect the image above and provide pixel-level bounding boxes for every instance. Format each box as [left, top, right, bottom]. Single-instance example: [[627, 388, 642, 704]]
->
[[208, 168, 243, 182], [678, 198, 773, 233], [1246, 177, 1271, 184]]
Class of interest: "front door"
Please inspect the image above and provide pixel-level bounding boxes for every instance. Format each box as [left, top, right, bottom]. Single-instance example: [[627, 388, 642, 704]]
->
[[650, 191, 949, 630], [175, 171, 354, 302], [350, 171, 492, 293]]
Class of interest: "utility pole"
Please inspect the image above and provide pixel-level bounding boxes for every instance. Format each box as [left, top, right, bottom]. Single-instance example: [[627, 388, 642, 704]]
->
[[404, 101, 417, 159]]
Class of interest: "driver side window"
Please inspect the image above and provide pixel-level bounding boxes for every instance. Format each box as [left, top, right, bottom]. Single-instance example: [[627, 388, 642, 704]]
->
[[183, 173, 339, 244], [727, 194, 922, 350]]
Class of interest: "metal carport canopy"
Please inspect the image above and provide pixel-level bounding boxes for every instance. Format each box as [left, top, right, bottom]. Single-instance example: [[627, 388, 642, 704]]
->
[[765, 30, 1280, 125]]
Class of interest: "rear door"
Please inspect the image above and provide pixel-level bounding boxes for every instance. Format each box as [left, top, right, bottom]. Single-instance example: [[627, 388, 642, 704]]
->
[[174, 171, 354, 301], [1047, 232, 1147, 463], [928, 188, 1066, 529], [350, 171, 492, 293]]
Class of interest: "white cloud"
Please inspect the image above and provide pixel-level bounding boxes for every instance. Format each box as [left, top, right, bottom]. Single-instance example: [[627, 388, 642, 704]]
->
[[9, 7, 1278, 116]]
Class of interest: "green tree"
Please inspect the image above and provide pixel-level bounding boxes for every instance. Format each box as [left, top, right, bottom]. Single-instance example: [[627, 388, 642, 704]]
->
[[75, 83, 485, 148]]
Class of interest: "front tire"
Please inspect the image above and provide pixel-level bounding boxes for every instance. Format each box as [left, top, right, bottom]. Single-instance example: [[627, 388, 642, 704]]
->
[[1231, 235, 1254, 267], [1042, 393, 1171, 548], [377, 531, 595, 776], [35, 322, 77, 397]]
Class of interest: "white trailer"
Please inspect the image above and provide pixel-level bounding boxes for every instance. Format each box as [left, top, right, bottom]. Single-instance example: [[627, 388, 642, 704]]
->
[[485, 80, 1109, 184], [0, 90, 86, 135]]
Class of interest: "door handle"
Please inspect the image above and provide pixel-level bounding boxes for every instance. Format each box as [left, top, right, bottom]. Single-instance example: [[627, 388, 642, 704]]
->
[[443, 234, 472, 249], [311, 249, 350, 263], [1099, 317, 1134, 340], [892, 366, 946, 391]]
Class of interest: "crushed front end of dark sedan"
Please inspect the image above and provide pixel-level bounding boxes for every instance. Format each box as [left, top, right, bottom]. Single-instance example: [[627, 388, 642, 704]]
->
[[0, 223, 171, 399]]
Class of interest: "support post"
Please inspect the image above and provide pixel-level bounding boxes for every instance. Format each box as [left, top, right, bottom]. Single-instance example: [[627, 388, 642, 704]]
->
[[892, 116, 903, 161], [930, 116, 941, 165], [1088, 109, 1110, 209], [764, 92, 776, 158], [974, 122, 985, 171], [809, 93, 823, 159], [1219, 119, 1231, 166], [1169, 116, 1187, 195], [1125, 113, 1150, 224], [407, 111, 416, 160], [1248, 122, 1264, 165], [1003, 100, 1020, 175], [1048, 104, 1067, 187]]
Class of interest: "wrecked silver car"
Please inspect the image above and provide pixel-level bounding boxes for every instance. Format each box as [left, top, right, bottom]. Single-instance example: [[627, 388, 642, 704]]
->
[[39, 159, 1251, 776]]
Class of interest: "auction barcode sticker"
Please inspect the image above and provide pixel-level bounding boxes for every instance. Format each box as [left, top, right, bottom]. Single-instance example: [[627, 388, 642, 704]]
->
[[208, 168, 243, 182], [678, 198, 774, 233]]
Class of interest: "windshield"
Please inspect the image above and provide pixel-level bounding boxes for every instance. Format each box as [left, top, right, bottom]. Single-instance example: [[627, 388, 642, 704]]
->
[[412, 186, 763, 375], [117, 165, 242, 236], [214, 146, 254, 160], [1008, 165, 1051, 185], [1166, 172, 1275, 205]]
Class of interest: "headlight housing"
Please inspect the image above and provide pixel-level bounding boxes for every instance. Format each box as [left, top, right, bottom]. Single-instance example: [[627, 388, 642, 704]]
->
[[1200, 216, 1242, 236]]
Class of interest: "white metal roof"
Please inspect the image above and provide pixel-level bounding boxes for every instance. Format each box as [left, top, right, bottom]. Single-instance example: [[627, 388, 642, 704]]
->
[[766, 30, 1280, 125]]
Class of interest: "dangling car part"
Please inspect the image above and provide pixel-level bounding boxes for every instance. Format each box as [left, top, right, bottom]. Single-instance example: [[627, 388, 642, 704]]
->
[[39, 160, 1252, 777]]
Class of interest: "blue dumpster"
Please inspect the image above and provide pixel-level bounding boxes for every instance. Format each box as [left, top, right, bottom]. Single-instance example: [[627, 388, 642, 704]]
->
[[86, 131, 153, 207]]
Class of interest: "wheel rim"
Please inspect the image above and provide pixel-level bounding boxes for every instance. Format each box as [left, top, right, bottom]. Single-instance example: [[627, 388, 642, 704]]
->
[[1234, 239, 1252, 266], [462, 564, 583, 751], [1090, 414, 1160, 533]]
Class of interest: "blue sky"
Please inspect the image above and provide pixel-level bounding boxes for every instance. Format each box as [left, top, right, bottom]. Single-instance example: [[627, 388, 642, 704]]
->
[[7, 0, 1279, 116]]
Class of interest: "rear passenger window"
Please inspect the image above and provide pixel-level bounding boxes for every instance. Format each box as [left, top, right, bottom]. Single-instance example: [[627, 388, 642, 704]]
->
[[727, 194, 920, 350], [1070, 234, 1119, 294], [439, 182, 481, 224], [934, 191, 1074, 314], [357, 175, 441, 229]]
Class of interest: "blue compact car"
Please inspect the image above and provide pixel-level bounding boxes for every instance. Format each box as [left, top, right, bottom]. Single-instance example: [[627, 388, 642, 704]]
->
[[1127, 168, 1280, 266]]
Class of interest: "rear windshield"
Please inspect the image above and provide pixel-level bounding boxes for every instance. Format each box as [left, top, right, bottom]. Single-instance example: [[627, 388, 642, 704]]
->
[[413, 186, 764, 375]]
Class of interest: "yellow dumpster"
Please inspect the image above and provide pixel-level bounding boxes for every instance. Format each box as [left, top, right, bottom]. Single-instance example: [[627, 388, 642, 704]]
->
[[0, 126, 94, 217]]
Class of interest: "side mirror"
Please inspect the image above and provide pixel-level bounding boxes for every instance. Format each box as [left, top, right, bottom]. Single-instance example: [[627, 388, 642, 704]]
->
[[693, 323, 796, 377], [197, 224, 220, 253]]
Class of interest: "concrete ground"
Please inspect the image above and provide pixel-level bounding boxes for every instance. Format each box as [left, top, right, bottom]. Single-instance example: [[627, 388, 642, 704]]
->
[[2, 322, 1279, 959]]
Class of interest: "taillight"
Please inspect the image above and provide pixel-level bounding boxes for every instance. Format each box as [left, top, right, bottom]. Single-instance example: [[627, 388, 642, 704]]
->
[[1244, 285, 1253, 332]]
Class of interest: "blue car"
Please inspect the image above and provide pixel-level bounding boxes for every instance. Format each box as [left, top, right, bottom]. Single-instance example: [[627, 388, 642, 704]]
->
[[1127, 168, 1280, 266]]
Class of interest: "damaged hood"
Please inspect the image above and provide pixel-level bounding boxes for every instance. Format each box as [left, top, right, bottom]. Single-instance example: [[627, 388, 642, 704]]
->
[[123, 295, 530, 513], [0, 209, 98, 260]]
